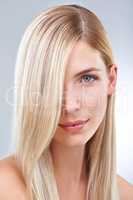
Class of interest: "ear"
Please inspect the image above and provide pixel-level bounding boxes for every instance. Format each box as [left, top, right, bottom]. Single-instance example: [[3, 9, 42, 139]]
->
[[107, 64, 117, 96]]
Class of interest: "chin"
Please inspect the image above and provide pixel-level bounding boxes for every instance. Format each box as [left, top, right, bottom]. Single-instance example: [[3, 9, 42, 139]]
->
[[52, 131, 95, 147]]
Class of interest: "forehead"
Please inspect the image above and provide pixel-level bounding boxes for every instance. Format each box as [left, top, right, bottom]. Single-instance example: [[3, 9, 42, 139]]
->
[[65, 41, 106, 79]]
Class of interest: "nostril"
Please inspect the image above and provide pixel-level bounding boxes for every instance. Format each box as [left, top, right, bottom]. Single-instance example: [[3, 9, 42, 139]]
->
[[61, 101, 80, 115]]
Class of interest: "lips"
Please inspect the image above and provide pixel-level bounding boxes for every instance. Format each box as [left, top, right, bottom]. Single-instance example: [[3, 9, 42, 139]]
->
[[59, 119, 89, 127]]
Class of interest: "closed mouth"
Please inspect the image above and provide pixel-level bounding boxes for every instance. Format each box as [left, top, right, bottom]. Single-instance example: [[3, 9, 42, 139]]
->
[[59, 118, 89, 128]]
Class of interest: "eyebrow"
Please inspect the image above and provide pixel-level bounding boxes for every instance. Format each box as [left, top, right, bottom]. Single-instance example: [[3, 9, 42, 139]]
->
[[73, 67, 101, 78]]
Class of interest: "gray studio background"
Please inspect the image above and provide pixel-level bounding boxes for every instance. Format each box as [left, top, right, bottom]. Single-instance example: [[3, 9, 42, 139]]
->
[[0, 0, 133, 184]]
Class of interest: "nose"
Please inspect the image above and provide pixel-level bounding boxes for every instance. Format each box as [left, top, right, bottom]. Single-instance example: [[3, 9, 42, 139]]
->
[[61, 87, 80, 114]]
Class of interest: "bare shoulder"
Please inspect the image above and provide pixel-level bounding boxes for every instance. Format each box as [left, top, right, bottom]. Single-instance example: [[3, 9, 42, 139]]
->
[[0, 155, 28, 200], [117, 174, 133, 200]]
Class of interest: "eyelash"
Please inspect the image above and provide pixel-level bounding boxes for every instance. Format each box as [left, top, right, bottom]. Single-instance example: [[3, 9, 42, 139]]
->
[[79, 74, 98, 85]]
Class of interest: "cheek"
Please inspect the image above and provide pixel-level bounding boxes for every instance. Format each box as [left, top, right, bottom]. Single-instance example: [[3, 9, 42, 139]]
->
[[80, 85, 108, 117], [94, 91, 108, 119]]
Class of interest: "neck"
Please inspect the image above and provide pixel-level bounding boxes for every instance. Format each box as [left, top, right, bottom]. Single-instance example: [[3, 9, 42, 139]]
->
[[50, 140, 87, 185]]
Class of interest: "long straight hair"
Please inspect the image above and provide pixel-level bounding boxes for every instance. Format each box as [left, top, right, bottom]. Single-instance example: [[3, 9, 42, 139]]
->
[[12, 4, 120, 200]]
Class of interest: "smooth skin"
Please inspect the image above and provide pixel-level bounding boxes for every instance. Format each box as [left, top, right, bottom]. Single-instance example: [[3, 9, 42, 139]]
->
[[0, 41, 133, 199]]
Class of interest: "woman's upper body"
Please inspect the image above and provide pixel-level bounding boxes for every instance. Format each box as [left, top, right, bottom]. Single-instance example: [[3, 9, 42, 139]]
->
[[0, 155, 132, 200], [7, 4, 128, 200]]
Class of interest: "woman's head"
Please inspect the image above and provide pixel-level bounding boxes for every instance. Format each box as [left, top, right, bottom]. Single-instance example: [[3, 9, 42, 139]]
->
[[52, 40, 117, 147], [13, 4, 119, 200]]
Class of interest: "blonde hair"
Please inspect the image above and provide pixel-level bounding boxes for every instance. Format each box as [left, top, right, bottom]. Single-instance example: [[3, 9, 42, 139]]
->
[[12, 4, 120, 200]]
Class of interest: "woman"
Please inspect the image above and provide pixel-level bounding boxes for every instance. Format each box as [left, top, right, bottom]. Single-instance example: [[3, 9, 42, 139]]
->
[[0, 4, 133, 200]]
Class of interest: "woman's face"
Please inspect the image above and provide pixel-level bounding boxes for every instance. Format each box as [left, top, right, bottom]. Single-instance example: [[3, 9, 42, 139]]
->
[[52, 41, 117, 147]]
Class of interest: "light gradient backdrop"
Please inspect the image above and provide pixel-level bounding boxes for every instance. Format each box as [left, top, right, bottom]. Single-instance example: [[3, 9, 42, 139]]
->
[[0, 0, 132, 184]]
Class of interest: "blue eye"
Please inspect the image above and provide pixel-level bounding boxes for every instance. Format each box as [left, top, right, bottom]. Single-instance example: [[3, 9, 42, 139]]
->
[[80, 74, 97, 84]]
